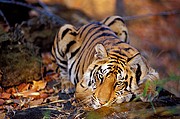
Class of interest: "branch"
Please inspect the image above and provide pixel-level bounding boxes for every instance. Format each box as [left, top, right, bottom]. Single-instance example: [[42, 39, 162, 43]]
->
[[123, 10, 180, 21], [0, 9, 10, 27], [0, 0, 67, 26]]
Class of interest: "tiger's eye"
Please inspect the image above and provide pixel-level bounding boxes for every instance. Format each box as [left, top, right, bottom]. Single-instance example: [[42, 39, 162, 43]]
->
[[98, 74, 103, 80]]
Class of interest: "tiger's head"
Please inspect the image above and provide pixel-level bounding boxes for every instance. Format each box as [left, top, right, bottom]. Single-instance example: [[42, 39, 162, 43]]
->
[[75, 44, 137, 109]]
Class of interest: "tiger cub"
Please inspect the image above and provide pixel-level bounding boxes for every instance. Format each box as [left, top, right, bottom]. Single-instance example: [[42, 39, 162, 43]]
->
[[52, 16, 159, 109]]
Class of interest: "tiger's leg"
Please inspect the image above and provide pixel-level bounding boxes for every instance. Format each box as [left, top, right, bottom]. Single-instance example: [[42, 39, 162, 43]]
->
[[116, 91, 133, 103], [101, 16, 129, 43], [133, 67, 159, 102], [52, 24, 78, 93]]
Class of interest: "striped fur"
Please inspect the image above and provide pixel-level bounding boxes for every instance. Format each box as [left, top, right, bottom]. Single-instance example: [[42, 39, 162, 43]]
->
[[52, 16, 159, 108]]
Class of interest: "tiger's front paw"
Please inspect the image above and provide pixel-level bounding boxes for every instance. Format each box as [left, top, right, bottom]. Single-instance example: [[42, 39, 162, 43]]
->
[[139, 90, 158, 102], [61, 79, 75, 94], [116, 93, 133, 103], [134, 83, 158, 102]]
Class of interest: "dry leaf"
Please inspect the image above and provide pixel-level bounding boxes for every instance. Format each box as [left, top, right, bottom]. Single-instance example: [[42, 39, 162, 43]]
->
[[31, 80, 47, 91], [18, 83, 30, 92], [40, 92, 48, 99], [0, 112, 5, 119], [29, 98, 44, 107], [0, 99, 5, 105], [44, 73, 59, 81], [0, 86, 3, 93], [6, 87, 16, 94], [42, 52, 54, 64], [13, 90, 40, 98], [0, 92, 11, 99]]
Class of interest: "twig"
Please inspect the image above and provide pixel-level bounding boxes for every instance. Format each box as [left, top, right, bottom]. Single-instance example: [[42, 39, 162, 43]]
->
[[123, 10, 180, 21], [0, 9, 10, 27], [37, 0, 50, 12], [0, 0, 67, 25]]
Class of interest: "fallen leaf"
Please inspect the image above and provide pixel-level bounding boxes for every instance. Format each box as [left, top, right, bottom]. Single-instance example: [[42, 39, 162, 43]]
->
[[0, 86, 2, 93], [5, 99, 21, 105], [6, 87, 16, 94], [0, 112, 5, 119], [29, 98, 44, 107], [0, 92, 11, 99], [0, 99, 5, 105], [43, 95, 59, 103], [31, 80, 47, 91], [40, 92, 48, 99], [47, 88, 55, 94], [13, 90, 40, 98], [42, 52, 53, 65], [18, 83, 30, 92], [44, 73, 59, 81]]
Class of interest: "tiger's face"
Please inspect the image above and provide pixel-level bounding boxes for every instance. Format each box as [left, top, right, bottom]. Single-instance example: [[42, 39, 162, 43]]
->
[[75, 56, 134, 109]]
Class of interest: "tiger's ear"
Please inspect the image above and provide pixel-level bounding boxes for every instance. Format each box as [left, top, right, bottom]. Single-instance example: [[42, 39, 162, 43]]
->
[[101, 16, 129, 43], [95, 44, 108, 59]]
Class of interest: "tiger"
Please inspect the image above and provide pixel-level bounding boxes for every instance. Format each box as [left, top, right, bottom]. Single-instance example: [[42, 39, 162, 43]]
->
[[51, 16, 159, 109]]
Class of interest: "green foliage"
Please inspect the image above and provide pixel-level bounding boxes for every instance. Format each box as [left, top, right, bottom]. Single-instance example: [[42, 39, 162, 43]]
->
[[42, 110, 51, 119]]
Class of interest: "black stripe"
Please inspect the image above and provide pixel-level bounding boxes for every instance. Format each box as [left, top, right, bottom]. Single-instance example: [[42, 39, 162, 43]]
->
[[83, 26, 100, 42], [90, 65, 98, 79], [75, 64, 81, 82], [115, 41, 124, 44], [69, 60, 76, 78], [65, 40, 76, 54], [79, 22, 97, 38], [54, 38, 66, 64], [136, 64, 142, 85], [51, 46, 56, 60], [125, 74, 128, 80], [127, 53, 140, 62], [59, 59, 67, 65], [102, 37, 120, 45], [70, 31, 77, 36], [113, 50, 127, 57], [58, 64, 67, 70], [124, 47, 131, 51], [80, 82, 85, 88], [61, 28, 71, 39], [129, 76, 133, 88], [56, 35, 65, 58], [70, 47, 80, 59], [124, 81, 128, 91], [110, 53, 126, 60], [88, 81, 91, 86], [75, 74, 79, 85], [87, 27, 113, 43], [102, 16, 111, 24], [108, 17, 125, 27]]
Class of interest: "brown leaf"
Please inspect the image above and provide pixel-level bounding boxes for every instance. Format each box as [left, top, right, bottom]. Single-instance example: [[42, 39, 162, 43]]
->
[[31, 80, 47, 91], [0, 112, 5, 119], [13, 90, 40, 98], [18, 83, 30, 92], [0, 92, 11, 99], [29, 98, 44, 107], [42, 52, 53, 65], [47, 88, 55, 94], [0, 86, 3, 93], [44, 73, 59, 81], [6, 87, 16, 94], [40, 92, 48, 99], [0, 99, 5, 105]]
